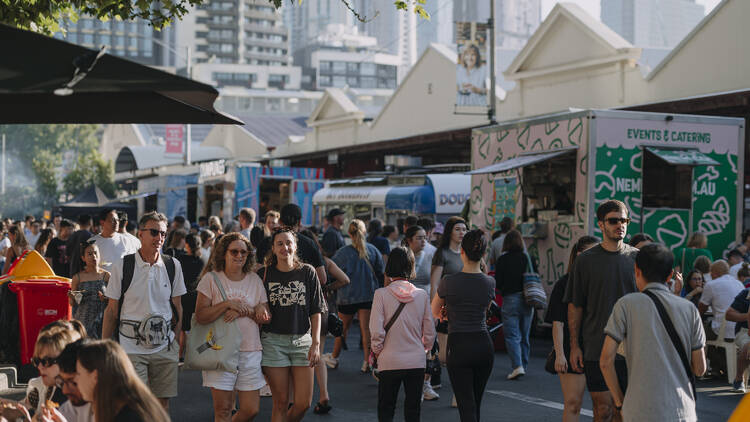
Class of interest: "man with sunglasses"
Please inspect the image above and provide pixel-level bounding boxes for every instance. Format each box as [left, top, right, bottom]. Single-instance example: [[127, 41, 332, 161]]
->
[[91, 209, 140, 272], [564, 200, 639, 422], [56, 340, 93, 422], [102, 211, 187, 411]]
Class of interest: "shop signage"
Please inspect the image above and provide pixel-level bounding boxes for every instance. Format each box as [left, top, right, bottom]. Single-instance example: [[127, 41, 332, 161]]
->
[[200, 159, 226, 181], [165, 124, 183, 154]]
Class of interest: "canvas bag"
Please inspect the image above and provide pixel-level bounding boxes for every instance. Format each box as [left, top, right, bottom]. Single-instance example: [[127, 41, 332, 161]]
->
[[184, 272, 242, 373], [522, 253, 547, 310]]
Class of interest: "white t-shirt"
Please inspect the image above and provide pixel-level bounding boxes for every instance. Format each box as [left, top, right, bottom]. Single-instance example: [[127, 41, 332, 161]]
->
[[200, 247, 211, 265], [93, 233, 140, 270], [196, 271, 267, 352], [699, 274, 745, 338], [59, 401, 94, 422], [105, 253, 187, 354], [730, 262, 744, 280], [27, 232, 40, 249], [0, 236, 10, 253], [413, 247, 435, 294]]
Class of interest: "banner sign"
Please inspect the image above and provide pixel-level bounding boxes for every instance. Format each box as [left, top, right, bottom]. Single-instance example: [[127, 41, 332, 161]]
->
[[165, 124, 183, 154], [455, 22, 489, 108]]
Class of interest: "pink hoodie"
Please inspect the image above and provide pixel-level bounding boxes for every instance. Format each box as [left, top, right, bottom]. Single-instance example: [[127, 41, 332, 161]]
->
[[369, 280, 436, 371]]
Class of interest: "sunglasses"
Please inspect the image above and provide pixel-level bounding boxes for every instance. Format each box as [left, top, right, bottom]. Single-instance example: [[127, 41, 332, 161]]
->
[[32, 356, 58, 367], [604, 217, 630, 225], [140, 228, 167, 238], [228, 249, 249, 257], [54, 376, 76, 389]]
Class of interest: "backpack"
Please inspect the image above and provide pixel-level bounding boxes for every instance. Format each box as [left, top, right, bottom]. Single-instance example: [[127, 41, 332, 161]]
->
[[115, 253, 177, 342]]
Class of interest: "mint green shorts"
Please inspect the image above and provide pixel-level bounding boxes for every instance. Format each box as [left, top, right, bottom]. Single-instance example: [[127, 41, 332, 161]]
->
[[260, 332, 312, 367]]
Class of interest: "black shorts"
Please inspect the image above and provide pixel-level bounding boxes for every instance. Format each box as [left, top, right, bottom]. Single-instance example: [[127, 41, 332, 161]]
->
[[337, 301, 372, 315], [583, 359, 627, 393]]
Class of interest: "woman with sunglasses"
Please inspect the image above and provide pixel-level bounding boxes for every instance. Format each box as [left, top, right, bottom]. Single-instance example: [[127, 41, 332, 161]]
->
[[3, 224, 30, 274], [259, 227, 325, 422], [69, 241, 110, 339], [195, 232, 270, 422]]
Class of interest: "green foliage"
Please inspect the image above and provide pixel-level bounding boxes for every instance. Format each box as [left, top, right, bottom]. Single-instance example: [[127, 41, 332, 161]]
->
[[31, 149, 60, 207], [63, 150, 116, 199], [0, 0, 429, 35]]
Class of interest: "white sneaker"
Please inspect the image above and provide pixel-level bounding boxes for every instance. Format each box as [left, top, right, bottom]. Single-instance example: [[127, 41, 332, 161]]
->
[[361, 360, 371, 373], [321, 353, 339, 369], [260, 384, 272, 397], [507, 366, 526, 380], [423, 381, 440, 401], [451, 394, 457, 408]]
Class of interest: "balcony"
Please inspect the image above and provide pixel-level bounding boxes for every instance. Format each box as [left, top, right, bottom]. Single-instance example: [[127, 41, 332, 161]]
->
[[243, 23, 286, 35]]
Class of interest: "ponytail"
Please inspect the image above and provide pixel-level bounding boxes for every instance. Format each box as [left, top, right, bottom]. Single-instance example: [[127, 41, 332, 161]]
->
[[348, 219, 368, 259]]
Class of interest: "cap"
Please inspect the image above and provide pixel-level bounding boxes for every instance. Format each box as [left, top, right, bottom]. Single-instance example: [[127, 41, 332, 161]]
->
[[326, 208, 346, 220]]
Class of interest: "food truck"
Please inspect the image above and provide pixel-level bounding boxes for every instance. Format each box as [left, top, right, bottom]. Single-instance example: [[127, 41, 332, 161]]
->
[[469, 109, 744, 288], [312, 174, 471, 226]]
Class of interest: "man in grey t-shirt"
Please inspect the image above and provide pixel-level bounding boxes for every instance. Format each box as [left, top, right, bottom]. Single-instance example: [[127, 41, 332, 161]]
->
[[601, 243, 706, 422], [564, 200, 637, 422]]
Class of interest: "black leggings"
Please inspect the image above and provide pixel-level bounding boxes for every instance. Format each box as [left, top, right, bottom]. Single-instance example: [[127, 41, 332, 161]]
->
[[377, 368, 424, 422], [447, 331, 494, 422]]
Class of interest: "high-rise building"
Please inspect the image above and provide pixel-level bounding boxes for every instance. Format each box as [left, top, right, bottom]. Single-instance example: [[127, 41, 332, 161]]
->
[[177, 0, 291, 66], [58, 17, 176, 67], [601, 0, 705, 48], [452, 0, 541, 50]]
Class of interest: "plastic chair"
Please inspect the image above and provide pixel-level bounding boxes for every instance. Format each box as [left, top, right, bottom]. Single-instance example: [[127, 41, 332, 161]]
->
[[706, 317, 737, 383]]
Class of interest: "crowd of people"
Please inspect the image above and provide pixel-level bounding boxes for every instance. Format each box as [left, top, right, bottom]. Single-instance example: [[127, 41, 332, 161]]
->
[[1, 198, 749, 421]]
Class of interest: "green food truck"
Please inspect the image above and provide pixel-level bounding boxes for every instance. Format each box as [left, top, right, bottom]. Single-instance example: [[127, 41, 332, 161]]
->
[[469, 109, 744, 288]]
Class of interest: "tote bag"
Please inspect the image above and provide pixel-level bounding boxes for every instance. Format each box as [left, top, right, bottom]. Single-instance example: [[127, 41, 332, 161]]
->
[[522, 253, 547, 310], [184, 272, 242, 373]]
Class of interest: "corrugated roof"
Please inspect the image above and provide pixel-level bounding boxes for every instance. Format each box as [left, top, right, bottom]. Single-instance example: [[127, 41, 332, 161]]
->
[[115, 144, 231, 172], [232, 114, 311, 147], [135, 124, 214, 145]]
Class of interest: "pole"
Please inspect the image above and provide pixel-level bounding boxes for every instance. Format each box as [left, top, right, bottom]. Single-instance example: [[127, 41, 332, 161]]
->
[[1, 133, 5, 195], [185, 46, 192, 165], [488, 0, 497, 124]]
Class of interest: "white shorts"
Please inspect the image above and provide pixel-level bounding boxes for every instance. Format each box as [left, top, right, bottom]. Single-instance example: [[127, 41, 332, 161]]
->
[[736, 329, 750, 349], [202, 351, 266, 392]]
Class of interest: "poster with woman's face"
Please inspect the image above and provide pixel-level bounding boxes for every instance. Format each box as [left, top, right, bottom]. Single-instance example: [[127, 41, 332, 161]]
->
[[455, 22, 489, 108]]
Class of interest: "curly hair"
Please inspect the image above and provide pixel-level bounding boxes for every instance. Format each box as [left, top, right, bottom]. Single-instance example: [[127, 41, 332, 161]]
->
[[263, 227, 303, 269], [200, 232, 254, 278]]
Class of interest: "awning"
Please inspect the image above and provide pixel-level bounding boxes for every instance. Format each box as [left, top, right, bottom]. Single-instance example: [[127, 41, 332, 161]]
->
[[312, 186, 392, 205], [644, 147, 719, 166], [467, 147, 578, 175], [0, 24, 242, 124], [426, 174, 471, 215]]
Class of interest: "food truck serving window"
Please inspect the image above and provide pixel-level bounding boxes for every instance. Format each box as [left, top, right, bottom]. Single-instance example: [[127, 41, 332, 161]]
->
[[519, 152, 576, 221], [642, 147, 719, 209]]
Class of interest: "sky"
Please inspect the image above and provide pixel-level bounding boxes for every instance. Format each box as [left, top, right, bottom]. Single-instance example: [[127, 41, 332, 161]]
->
[[541, 0, 723, 21]]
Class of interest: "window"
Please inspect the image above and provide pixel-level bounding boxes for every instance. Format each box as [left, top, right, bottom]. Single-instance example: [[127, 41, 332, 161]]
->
[[268, 74, 289, 89], [82, 19, 94, 29], [347, 62, 359, 73], [82, 34, 94, 44], [642, 150, 692, 209], [360, 76, 376, 88], [220, 43, 233, 53], [332, 76, 346, 87], [332, 61, 346, 74], [519, 152, 577, 221], [360, 62, 376, 76], [347, 76, 358, 86], [319, 75, 332, 87], [99, 34, 110, 46], [267, 98, 281, 111], [319, 61, 332, 73], [129, 37, 138, 48]]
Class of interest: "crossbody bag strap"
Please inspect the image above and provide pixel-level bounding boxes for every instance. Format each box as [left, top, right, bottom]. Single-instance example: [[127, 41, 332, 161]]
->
[[524, 252, 534, 274], [210, 272, 230, 302], [643, 289, 697, 402], [682, 248, 687, 273], [385, 302, 407, 333]]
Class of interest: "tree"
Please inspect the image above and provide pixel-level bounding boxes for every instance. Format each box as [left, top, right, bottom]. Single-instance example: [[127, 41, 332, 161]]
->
[[63, 150, 116, 199], [0, 0, 429, 35]]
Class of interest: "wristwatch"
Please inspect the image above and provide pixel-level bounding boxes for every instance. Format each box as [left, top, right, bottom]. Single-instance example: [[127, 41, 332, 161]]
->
[[615, 404, 623, 412]]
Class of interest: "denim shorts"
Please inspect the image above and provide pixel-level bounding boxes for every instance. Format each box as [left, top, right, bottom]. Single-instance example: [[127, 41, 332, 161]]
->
[[260, 332, 312, 367]]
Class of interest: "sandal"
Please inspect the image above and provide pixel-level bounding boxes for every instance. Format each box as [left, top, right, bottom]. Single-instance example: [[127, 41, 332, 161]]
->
[[313, 401, 332, 415]]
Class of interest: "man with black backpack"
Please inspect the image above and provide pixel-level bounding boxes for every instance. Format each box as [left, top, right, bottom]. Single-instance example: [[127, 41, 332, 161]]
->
[[601, 243, 706, 422], [101, 211, 187, 411]]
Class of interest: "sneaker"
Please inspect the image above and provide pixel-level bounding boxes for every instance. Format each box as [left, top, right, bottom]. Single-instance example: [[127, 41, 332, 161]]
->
[[423, 381, 440, 401], [361, 360, 371, 374], [260, 384, 272, 397], [322, 353, 339, 369], [507, 366, 526, 380], [451, 394, 457, 408], [733, 379, 746, 393]]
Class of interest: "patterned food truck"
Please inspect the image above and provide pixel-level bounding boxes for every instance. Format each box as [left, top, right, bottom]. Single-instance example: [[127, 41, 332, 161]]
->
[[469, 109, 744, 289]]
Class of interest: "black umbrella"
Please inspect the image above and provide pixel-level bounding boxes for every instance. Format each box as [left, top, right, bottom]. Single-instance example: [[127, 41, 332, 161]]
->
[[0, 23, 242, 125]]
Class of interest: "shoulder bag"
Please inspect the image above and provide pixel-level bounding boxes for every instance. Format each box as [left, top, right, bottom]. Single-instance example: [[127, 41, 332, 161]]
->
[[643, 290, 697, 402], [369, 302, 407, 371], [184, 272, 242, 373], [523, 253, 547, 310]]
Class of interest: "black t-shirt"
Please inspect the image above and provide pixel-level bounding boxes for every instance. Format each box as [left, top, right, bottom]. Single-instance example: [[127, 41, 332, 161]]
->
[[321, 226, 345, 257], [66, 229, 92, 274], [257, 232, 324, 270], [114, 405, 144, 422], [494, 250, 529, 296], [731, 288, 750, 334], [369, 235, 391, 256], [259, 264, 325, 335], [544, 274, 584, 360], [45, 237, 70, 278], [176, 254, 205, 292], [437, 272, 495, 333], [563, 243, 638, 361]]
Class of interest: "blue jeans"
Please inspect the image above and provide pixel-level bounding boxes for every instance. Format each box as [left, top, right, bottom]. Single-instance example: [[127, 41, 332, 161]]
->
[[501, 292, 533, 370]]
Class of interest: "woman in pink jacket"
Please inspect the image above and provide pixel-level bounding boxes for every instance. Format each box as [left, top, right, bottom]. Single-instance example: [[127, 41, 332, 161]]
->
[[370, 246, 436, 422]]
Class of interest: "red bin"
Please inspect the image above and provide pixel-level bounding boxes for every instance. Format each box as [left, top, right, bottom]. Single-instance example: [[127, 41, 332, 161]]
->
[[9, 280, 71, 365]]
